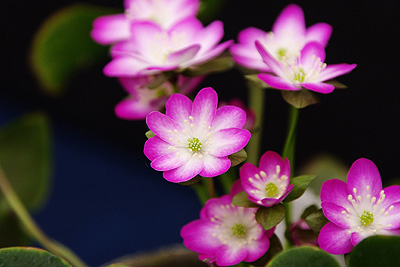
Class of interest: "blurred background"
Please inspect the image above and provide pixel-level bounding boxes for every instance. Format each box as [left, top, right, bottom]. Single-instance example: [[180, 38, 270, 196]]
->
[[1, 0, 400, 265]]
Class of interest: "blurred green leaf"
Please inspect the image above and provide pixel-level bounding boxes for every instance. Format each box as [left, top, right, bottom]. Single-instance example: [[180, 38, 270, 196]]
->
[[183, 53, 233, 77], [305, 209, 329, 234], [145, 130, 155, 139], [256, 204, 285, 230], [349, 235, 400, 267], [228, 149, 247, 167], [281, 90, 320, 109], [0, 215, 30, 248], [0, 113, 52, 211], [284, 175, 317, 203], [197, 0, 227, 23], [30, 3, 119, 96], [232, 191, 258, 208], [325, 79, 348, 89], [245, 74, 273, 89], [266, 246, 340, 267], [0, 247, 72, 267]]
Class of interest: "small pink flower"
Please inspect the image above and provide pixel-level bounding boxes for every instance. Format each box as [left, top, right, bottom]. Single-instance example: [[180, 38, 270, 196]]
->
[[240, 151, 293, 207], [230, 4, 332, 71], [289, 219, 318, 246], [144, 87, 251, 183], [115, 75, 204, 120], [319, 158, 400, 254], [181, 181, 273, 266], [91, 0, 199, 45], [103, 18, 232, 77], [256, 41, 357, 94]]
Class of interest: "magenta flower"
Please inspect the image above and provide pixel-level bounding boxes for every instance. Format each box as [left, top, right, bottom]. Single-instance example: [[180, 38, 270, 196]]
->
[[318, 158, 400, 254], [115, 75, 203, 120], [91, 0, 199, 45], [240, 151, 293, 207], [144, 87, 251, 183], [103, 17, 232, 77], [219, 99, 256, 131], [230, 4, 332, 71], [256, 41, 357, 94], [181, 180, 273, 266]]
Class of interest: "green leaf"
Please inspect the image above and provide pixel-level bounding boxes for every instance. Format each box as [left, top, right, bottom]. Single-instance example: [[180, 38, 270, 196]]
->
[[30, 4, 119, 96], [266, 246, 340, 267], [283, 175, 318, 203], [245, 74, 273, 89], [147, 72, 174, 89], [183, 54, 234, 77], [251, 234, 283, 267], [305, 209, 329, 234], [228, 149, 247, 167], [256, 204, 286, 230], [0, 215, 30, 247], [0, 247, 72, 267], [197, 0, 227, 23], [232, 191, 258, 208], [0, 113, 52, 211], [349, 235, 400, 267], [281, 90, 320, 108], [325, 79, 348, 89], [179, 175, 202, 186], [145, 130, 155, 139], [300, 205, 319, 220]]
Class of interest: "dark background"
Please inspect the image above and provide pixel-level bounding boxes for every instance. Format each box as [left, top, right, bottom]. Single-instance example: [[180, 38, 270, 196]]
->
[[1, 0, 400, 265]]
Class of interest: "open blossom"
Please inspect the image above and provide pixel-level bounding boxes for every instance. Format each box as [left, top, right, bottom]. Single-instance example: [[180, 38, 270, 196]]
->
[[91, 0, 199, 45], [181, 180, 273, 266], [115, 75, 203, 120], [103, 17, 232, 77], [230, 4, 332, 71], [144, 87, 251, 183], [240, 151, 293, 207], [256, 41, 357, 94], [318, 158, 400, 254]]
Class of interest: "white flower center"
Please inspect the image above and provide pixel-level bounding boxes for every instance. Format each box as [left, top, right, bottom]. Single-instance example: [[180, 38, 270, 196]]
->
[[282, 55, 327, 84]]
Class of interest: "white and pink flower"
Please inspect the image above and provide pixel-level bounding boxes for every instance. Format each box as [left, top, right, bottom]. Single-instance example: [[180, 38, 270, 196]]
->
[[91, 0, 200, 45], [181, 181, 273, 266], [144, 87, 251, 183], [240, 151, 293, 207], [230, 4, 332, 72], [319, 158, 400, 254]]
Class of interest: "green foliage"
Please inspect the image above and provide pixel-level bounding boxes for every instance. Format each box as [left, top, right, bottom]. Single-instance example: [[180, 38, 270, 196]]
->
[[251, 234, 283, 267], [30, 4, 119, 96], [281, 90, 320, 108], [232, 191, 258, 208], [305, 208, 330, 234], [145, 130, 156, 139], [256, 204, 286, 230], [348, 235, 400, 267], [197, 0, 227, 23], [283, 175, 318, 203], [0, 247, 72, 267], [266, 246, 341, 267], [228, 149, 247, 167], [183, 54, 234, 77]]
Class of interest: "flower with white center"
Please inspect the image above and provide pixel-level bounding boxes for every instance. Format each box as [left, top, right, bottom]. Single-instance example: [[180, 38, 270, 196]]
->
[[256, 41, 357, 94], [240, 151, 293, 207], [144, 87, 251, 183], [91, 0, 199, 45], [318, 158, 400, 254], [115, 75, 203, 120], [103, 17, 232, 77], [230, 4, 332, 72], [181, 180, 273, 266]]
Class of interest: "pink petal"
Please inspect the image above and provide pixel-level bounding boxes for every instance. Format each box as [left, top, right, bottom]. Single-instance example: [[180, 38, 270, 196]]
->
[[306, 22, 332, 47], [272, 4, 305, 40], [166, 45, 200, 65], [216, 245, 247, 266], [317, 63, 357, 82], [201, 195, 231, 220], [259, 151, 290, 177], [321, 202, 352, 228], [110, 40, 137, 57], [165, 93, 193, 123], [240, 163, 261, 188], [118, 76, 150, 95], [318, 222, 353, 254], [130, 21, 164, 57], [191, 87, 217, 128], [209, 128, 251, 157], [144, 136, 171, 161], [301, 82, 335, 94], [300, 42, 326, 68], [320, 179, 351, 208], [177, 75, 204, 95], [380, 185, 400, 209], [350, 231, 369, 247], [181, 220, 222, 254], [379, 201, 400, 229], [237, 27, 267, 45], [230, 180, 244, 196], [346, 158, 382, 199], [114, 97, 156, 120], [244, 234, 270, 262], [163, 155, 204, 182], [231, 54, 270, 72], [255, 41, 285, 76], [194, 20, 224, 53], [151, 151, 190, 171], [168, 17, 203, 40], [199, 154, 231, 177], [260, 198, 280, 207], [103, 56, 148, 77], [91, 14, 130, 45], [212, 106, 247, 132], [187, 40, 233, 67], [146, 111, 182, 143], [257, 73, 301, 91]]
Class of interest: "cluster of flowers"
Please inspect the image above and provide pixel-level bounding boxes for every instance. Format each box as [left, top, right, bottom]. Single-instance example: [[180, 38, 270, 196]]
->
[[92, 1, 400, 266]]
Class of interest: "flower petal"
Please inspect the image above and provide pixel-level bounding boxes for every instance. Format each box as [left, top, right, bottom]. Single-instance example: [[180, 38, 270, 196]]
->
[[301, 82, 335, 94], [272, 4, 305, 40], [115, 97, 157, 120], [144, 136, 171, 161], [257, 73, 301, 91], [165, 93, 193, 123], [163, 155, 204, 182], [166, 44, 200, 65], [300, 42, 326, 68], [378, 201, 400, 229], [181, 220, 222, 254], [212, 106, 247, 132], [259, 151, 290, 177], [317, 63, 357, 82], [380, 185, 400, 209], [146, 111, 182, 143], [209, 128, 251, 157], [130, 21, 164, 57], [255, 41, 286, 77], [191, 87, 217, 128], [318, 222, 353, 254], [103, 56, 148, 77], [151, 151, 190, 171], [321, 202, 352, 228], [194, 20, 224, 53], [91, 14, 130, 45], [320, 179, 351, 208], [244, 234, 270, 262], [347, 158, 382, 199], [199, 154, 231, 177], [306, 22, 332, 47], [216, 245, 247, 266]]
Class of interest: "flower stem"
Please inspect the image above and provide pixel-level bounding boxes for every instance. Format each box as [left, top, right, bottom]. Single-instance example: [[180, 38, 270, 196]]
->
[[246, 81, 266, 165], [0, 166, 88, 267]]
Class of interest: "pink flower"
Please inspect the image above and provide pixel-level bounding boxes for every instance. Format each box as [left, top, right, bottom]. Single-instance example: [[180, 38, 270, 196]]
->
[[144, 87, 251, 183], [240, 151, 293, 207], [115, 75, 204, 120], [230, 4, 332, 71], [219, 99, 256, 131], [256, 41, 357, 94], [318, 158, 400, 254], [103, 17, 232, 77], [181, 181, 273, 266], [91, 0, 199, 45]]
